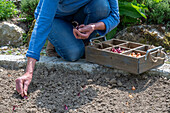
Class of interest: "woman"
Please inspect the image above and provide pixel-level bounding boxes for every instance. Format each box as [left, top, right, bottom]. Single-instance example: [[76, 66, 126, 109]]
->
[[16, 0, 120, 97]]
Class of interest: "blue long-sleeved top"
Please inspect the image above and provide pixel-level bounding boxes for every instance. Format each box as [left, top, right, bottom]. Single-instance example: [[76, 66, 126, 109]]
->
[[26, 0, 120, 61]]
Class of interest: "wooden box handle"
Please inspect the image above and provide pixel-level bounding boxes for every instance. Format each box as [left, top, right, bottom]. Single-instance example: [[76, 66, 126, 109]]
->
[[145, 46, 166, 63]]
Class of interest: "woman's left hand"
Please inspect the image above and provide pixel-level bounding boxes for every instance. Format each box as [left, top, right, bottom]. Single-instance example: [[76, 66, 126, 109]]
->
[[73, 24, 95, 39]]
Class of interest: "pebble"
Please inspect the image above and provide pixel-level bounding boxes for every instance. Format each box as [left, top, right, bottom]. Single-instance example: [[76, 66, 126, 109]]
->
[[18, 63, 24, 68], [105, 77, 110, 82], [141, 75, 148, 80], [117, 80, 122, 86], [0, 69, 3, 72], [20, 69, 25, 72], [87, 79, 93, 84], [38, 102, 42, 105], [0, 46, 8, 50], [109, 78, 117, 84], [69, 109, 73, 112], [96, 80, 101, 84], [57, 82, 62, 86], [108, 85, 112, 89], [112, 83, 117, 87], [115, 74, 121, 77]]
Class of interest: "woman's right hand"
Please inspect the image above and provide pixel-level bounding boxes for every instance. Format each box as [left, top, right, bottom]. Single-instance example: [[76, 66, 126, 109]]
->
[[16, 73, 33, 97]]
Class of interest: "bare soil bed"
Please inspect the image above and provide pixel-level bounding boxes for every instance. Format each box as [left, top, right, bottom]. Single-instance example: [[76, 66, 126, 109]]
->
[[0, 66, 169, 113]]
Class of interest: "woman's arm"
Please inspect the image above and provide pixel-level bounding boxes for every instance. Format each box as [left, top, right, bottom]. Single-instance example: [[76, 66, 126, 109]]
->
[[26, 0, 58, 61], [16, 57, 36, 97], [16, 0, 58, 96], [34, 0, 43, 20], [97, 0, 120, 35]]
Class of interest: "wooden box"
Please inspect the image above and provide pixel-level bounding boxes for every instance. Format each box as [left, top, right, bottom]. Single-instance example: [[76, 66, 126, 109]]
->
[[85, 36, 166, 74]]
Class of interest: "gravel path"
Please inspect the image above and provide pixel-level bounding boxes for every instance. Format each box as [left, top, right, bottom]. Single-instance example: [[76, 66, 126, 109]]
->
[[0, 67, 169, 113]]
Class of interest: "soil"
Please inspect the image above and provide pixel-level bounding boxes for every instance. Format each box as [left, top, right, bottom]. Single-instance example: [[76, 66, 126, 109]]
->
[[0, 67, 169, 113]]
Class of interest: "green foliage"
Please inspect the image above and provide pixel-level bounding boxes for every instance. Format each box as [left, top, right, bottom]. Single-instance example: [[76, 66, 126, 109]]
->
[[106, 0, 148, 39], [119, 1, 147, 19], [0, 0, 18, 20], [119, 0, 148, 26], [146, 0, 170, 24], [20, 0, 39, 22], [22, 33, 27, 45], [106, 28, 117, 40]]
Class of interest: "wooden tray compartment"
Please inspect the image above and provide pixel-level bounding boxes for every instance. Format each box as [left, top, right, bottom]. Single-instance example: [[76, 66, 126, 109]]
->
[[123, 50, 146, 58], [119, 42, 143, 49], [93, 43, 112, 49], [104, 46, 130, 54], [102, 39, 126, 46], [135, 45, 155, 52]]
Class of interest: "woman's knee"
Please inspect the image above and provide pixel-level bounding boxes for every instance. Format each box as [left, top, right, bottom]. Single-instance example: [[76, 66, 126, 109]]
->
[[62, 45, 85, 62], [85, 0, 110, 20]]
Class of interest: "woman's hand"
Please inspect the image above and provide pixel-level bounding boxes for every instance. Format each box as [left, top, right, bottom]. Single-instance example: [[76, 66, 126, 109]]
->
[[16, 73, 32, 97], [73, 24, 95, 39]]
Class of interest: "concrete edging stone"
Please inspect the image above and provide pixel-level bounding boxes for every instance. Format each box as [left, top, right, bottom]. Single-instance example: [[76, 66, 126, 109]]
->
[[0, 55, 169, 78]]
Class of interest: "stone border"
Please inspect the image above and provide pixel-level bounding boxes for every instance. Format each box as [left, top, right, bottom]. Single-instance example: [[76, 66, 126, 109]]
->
[[0, 55, 169, 78]]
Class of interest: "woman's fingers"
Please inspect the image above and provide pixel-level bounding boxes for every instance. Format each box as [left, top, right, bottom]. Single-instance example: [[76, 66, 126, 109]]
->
[[78, 27, 89, 33], [16, 78, 24, 97], [79, 24, 85, 28], [73, 28, 88, 39], [23, 80, 30, 96], [79, 24, 95, 33], [73, 28, 79, 39], [76, 30, 89, 39]]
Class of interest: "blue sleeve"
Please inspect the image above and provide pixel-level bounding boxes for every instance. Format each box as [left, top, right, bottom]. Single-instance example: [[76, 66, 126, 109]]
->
[[97, 0, 120, 36], [26, 0, 58, 61], [34, 0, 43, 20]]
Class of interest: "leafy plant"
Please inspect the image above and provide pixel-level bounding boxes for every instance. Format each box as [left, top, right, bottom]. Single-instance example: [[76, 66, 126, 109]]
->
[[106, 0, 148, 39], [22, 33, 27, 45], [146, 0, 170, 24], [119, 1, 147, 19], [119, 0, 148, 27], [20, 0, 39, 22], [0, 0, 18, 20]]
